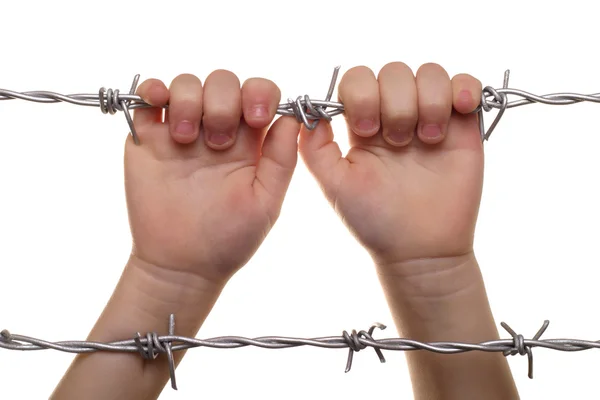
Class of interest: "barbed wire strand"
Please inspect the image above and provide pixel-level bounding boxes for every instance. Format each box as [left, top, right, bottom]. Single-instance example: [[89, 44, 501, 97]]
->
[[2, 315, 599, 391], [3, 66, 600, 144]]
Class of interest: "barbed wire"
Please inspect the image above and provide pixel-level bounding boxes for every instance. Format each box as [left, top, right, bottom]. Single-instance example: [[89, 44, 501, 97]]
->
[[2, 315, 598, 391], [3, 66, 600, 145], [2, 68, 600, 392]]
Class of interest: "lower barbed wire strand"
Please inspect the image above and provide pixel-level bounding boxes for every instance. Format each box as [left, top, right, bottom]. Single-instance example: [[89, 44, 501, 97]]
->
[[5, 335, 600, 354], [3, 315, 600, 390], [3, 67, 600, 143]]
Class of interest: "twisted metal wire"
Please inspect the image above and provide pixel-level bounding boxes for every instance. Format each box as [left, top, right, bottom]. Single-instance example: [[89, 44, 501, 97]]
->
[[0, 67, 344, 146], [3, 66, 600, 144], [1, 315, 596, 391]]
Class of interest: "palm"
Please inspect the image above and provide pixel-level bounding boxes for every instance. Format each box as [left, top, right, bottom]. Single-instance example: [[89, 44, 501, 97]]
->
[[124, 124, 286, 281], [297, 62, 487, 266], [304, 113, 484, 266]]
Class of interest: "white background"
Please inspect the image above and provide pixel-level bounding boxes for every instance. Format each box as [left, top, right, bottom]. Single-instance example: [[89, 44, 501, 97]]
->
[[1, 0, 599, 398]]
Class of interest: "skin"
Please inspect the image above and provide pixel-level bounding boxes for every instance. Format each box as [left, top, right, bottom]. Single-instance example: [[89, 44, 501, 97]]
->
[[51, 62, 519, 399], [51, 70, 302, 399], [298, 62, 519, 399]]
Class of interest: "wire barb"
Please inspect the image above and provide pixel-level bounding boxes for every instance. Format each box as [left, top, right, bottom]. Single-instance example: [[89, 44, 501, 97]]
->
[[278, 66, 344, 130], [133, 314, 177, 389], [500, 320, 550, 379], [1, 329, 12, 342], [477, 69, 511, 141], [342, 322, 387, 372], [98, 74, 141, 144]]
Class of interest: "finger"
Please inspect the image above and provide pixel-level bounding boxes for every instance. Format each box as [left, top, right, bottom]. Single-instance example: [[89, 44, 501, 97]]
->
[[415, 63, 452, 144], [168, 74, 203, 144], [443, 74, 484, 151], [202, 70, 242, 150], [298, 121, 349, 203], [338, 66, 381, 138], [241, 78, 281, 130], [133, 78, 169, 128], [452, 73, 482, 114], [378, 62, 418, 147], [253, 116, 301, 214]]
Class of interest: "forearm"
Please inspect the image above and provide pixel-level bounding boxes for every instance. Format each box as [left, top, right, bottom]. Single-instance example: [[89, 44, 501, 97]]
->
[[376, 253, 518, 400], [51, 255, 226, 400]]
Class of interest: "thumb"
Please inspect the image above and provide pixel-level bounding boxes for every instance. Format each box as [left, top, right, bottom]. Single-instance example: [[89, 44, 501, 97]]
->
[[253, 116, 301, 212], [298, 120, 348, 202]]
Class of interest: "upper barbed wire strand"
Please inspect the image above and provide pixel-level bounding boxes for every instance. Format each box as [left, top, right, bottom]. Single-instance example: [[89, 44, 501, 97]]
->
[[3, 67, 600, 144]]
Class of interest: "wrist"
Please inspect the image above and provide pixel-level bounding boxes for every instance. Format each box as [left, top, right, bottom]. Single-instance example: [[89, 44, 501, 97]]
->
[[375, 252, 500, 342], [130, 243, 237, 287], [374, 253, 517, 399], [51, 255, 227, 399], [375, 251, 481, 302], [123, 254, 227, 335]]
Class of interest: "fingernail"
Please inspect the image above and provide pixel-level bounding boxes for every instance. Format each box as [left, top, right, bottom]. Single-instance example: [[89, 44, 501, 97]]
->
[[457, 89, 474, 111], [249, 105, 268, 119], [208, 132, 232, 146], [387, 129, 411, 145], [175, 120, 195, 136], [356, 118, 378, 134], [421, 124, 442, 139], [458, 89, 472, 104]]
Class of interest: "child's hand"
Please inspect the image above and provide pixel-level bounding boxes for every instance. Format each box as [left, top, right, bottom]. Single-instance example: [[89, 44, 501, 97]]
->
[[299, 62, 483, 268], [53, 72, 301, 399], [125, 70, 300, 283], [300, 63, 518, 399]]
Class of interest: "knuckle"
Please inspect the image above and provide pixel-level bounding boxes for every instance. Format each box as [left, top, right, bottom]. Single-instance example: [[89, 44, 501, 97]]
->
[[203, 112, 238, 133], [348, 92, 380, 113], [419, 102, 449, 121], [169, 99, 202, 120], [170, 93, 202, 109], [418, 62, 448, 78], [453, 73, 481, 88], [176, 72, 196, 80], [208, 69, 240, 86], [242, 77, 262, 91], [242, 78, 280, 100], [205, 102, 239, 119], [172, 73, 201, 86], [379, 61, 413, 77], [136, 79, 158, 96], [382, 108, 418, 126], [347, 65, 375, 77], [244, 77, 272, 87], [420, 62, 441, 71], [169, 76, 203, 104], [340, 66, 376, 92], [139, 78, 160, 89], [453, 73, 471, 81]]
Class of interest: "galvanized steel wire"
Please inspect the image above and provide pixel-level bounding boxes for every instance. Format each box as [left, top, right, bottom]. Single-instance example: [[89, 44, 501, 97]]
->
[[1, 316, 592, 391], [2, 66, 600, 143]]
